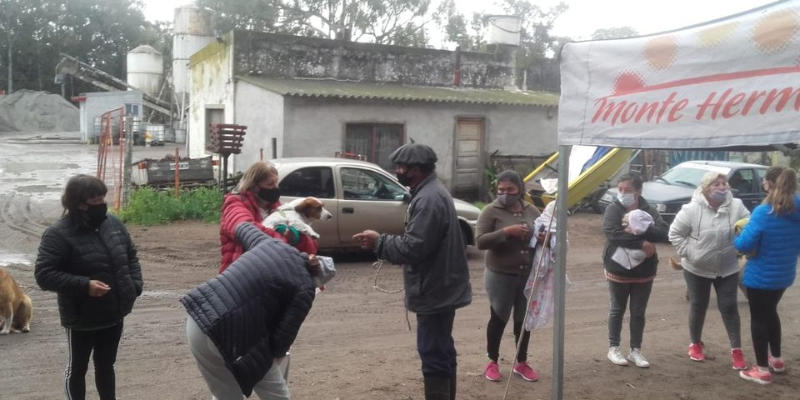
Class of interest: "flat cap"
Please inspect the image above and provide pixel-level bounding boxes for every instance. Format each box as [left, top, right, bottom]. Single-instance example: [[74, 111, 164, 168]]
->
[[389, 143, 438, 165]]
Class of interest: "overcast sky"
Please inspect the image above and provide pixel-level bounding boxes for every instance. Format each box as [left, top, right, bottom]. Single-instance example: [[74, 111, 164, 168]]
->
[[142, 0, 775, 42]]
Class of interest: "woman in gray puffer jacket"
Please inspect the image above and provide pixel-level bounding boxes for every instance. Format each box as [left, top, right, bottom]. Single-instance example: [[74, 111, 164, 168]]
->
[[669, 171, 750, 369]]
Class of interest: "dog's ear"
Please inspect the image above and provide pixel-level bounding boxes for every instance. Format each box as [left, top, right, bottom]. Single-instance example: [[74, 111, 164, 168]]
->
[[294, 197, 313, 213]]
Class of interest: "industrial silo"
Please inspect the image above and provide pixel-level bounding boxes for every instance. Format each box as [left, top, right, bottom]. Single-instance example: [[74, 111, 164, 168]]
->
[[127, 45, 164, 97], [172, 5, 214, 98]]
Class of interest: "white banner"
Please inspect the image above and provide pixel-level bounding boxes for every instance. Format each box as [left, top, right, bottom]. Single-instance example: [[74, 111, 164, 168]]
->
[[558, 0, 800, 149]]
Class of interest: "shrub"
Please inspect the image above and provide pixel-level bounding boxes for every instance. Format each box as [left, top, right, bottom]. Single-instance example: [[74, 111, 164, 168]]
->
[[119, 187, 222, 225]]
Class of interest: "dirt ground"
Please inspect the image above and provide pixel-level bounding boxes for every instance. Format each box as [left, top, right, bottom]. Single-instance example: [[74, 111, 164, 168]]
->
[[1, 213, 799, 400]]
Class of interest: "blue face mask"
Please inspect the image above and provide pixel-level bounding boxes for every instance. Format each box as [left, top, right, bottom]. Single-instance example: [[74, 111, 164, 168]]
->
[[617, 192, 636, 208], [710, 189, 728, 203]]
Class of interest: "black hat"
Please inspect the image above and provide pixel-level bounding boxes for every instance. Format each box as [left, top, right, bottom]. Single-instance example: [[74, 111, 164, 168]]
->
[[389, 143, 438, 165]]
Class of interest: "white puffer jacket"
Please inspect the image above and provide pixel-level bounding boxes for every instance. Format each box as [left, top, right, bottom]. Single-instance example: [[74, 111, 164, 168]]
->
[[668, 188, 750, 279]]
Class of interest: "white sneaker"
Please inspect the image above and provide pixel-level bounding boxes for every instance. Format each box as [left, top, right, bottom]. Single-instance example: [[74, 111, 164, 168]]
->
[[607, 346, 629, 366], [628, 348, 650, 368]]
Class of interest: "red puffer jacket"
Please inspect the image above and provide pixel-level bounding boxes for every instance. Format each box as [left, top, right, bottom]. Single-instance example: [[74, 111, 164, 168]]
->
[[219, 192, 318, 273]]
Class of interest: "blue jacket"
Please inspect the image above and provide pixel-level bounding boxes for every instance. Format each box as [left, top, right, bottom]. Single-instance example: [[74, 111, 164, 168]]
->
[[734, 195, 800, 290]]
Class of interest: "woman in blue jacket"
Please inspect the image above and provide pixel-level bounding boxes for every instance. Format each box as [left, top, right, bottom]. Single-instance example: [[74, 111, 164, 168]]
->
[[735, 168, 800, 385]]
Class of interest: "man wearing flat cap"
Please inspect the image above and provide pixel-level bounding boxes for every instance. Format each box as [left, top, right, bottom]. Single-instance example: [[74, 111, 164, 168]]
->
[[354, 143, 472, 400]]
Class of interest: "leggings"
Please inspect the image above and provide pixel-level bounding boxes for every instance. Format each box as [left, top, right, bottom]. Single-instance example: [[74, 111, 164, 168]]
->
[[747, 288, 785, 367], [683, 270, 741, 348], [65, 323, 123, 400], [484, 268, 530, 362]]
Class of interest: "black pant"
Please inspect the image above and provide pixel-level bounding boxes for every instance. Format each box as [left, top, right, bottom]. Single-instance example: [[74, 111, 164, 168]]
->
[[65, 323, 123, 400], [416, 310, 457, 378], [747, 288, 785, 367], [487, 307, 530, 363]]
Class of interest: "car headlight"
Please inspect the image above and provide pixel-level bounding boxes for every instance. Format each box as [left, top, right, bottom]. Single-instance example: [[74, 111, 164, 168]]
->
[[655, 203, 667, 213]]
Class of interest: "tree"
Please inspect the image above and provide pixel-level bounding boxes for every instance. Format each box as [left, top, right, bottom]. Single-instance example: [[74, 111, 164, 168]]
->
[[197, 0, 435, 46], [0, 0, 167, 95], [592, 26, 638, 40]]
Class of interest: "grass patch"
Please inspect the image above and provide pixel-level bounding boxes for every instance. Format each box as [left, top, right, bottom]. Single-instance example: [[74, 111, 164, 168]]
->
[[474, 201, 488, 210], [119, 187, 222, 225]]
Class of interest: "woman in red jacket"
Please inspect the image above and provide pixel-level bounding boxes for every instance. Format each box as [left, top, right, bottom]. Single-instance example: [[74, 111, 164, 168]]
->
[[219, 161, 318, 272]]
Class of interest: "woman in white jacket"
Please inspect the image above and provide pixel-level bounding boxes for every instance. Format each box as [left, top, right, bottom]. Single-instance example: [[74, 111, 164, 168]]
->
[[668, 171, 750, 370]]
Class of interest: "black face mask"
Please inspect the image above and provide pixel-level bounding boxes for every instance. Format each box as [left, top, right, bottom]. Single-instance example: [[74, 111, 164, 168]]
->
[[257, 187, 280, 203], [81, 203, 107, 228]]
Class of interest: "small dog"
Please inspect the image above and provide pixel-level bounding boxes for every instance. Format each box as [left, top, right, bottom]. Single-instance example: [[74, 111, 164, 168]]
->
[[263, 197, 333, 239], [0, 267, 32, 334]]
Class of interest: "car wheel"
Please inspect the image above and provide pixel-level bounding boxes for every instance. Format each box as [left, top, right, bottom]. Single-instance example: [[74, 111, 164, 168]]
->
[[459, 221, 474, 247]]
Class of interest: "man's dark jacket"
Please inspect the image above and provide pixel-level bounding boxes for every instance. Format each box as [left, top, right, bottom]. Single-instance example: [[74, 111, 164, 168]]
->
[[181, 223, 316, 396], [376, 173, 472, 314], [35, 214, 143, 330]]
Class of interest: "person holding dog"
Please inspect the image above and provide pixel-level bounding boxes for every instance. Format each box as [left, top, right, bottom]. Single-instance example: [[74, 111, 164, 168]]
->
[[183, 222, 333, 399], [603, 173, 669, 368], [219, 161, 317, 273], [669, 171, 750, 369], [353, 143, 472, 400], [35, 174, 143, 400], [735, 168, 800, 384], [475, 170, 541, 382]]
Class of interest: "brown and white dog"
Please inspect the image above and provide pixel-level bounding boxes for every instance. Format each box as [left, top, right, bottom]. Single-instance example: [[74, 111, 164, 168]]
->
[[263, 197, 333, 239], [0, 267, 32, 334]]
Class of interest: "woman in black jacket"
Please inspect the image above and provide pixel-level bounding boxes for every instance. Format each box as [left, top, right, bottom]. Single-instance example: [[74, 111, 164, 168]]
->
[[182, 222, 333, 399], [35, 174, 143, 400]]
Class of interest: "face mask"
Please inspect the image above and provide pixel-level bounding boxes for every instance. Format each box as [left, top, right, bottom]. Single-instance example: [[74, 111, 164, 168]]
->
[[617, 192, 636, 208], [257, 187, 280, 203], [81, 203, 107, 228], [497, 193, 521, 208], [710, 189, 728, 203], [396, 172, 413, 186]]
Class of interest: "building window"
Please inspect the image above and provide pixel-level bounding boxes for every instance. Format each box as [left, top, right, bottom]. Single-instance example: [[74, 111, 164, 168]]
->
[[344, 123, 404, 170]]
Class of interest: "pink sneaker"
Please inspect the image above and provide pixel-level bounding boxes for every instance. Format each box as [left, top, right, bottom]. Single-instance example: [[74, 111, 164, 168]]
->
[[484, 361, 502, 382], [768, 354, 785, 373], [512, 362, 539, 382], [731, 348, 747, 370], [739, 366, 772, 385], [688, 342, 705, 361]]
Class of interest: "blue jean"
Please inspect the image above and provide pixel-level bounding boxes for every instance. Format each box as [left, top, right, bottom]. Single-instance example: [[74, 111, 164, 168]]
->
[[416, 310, 457, 378]]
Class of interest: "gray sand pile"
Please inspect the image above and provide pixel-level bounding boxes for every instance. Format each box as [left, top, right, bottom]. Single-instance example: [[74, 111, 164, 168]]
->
[[0, 90, 79, 132]]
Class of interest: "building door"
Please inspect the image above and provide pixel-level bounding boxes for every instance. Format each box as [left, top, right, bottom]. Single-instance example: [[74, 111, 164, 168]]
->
[[453, 118, 484, 200], [204, 107, 224, 150]]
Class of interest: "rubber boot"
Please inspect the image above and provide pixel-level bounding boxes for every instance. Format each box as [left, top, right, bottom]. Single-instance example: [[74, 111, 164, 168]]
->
[[423, 375, 451, 400]]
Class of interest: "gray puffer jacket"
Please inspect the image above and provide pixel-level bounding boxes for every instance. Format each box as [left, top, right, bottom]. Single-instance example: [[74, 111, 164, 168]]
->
[[376, 173, 472, 314]]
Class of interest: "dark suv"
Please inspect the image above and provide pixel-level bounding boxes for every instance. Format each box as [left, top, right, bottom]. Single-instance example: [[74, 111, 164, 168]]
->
[[598, 161, 769, 221]]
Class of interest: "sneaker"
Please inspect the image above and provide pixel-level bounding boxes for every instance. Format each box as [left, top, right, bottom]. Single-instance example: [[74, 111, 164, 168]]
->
[[484, 361, 502, 382], [512, 362, 539, 382], [688, 342, 705, 361], [739, 366, 772, 385], [607, 346, 629, 366], [731, 348, 747, 370], [628, 348, 650, 368], [768, 354, 785, 373]]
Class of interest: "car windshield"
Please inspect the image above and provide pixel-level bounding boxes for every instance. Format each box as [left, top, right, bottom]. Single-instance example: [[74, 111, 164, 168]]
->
[[659, 166, 717, 188]]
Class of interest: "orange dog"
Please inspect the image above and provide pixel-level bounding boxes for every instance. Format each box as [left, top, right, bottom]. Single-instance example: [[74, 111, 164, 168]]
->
[[0, 267, 32, 334], [262, 197, 333, 239]]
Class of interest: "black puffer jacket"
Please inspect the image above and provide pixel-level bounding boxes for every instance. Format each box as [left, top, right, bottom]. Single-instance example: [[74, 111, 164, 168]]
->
[[35, 214, 143, 330], [602, 197, 669, 278], [181, 223, 316, 396]]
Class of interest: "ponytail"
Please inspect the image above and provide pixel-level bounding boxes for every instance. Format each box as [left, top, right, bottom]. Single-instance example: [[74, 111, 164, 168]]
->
[[765, 169, 797, 215]]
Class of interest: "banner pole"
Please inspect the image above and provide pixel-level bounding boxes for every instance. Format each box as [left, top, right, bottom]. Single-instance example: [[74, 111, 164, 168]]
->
[[551, 144, 570, 400]]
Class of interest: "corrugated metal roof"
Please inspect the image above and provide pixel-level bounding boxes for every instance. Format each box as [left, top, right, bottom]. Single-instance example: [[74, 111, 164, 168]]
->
[[236, 75, 559, 107]]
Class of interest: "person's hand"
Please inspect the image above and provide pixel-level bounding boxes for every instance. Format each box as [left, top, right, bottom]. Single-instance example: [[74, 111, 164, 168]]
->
[[503, 224, 531, 240], [535, 228, 547, 243], [306, 254, 321, 276], [641, 241, 656, 258], [353, 230, 379, 250], [88, 280, 110, 297]]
